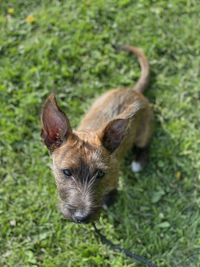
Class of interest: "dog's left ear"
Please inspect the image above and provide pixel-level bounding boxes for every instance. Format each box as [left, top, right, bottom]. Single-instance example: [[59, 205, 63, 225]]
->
[[41, 94, 71, 151], [100, 118, 129, 153]]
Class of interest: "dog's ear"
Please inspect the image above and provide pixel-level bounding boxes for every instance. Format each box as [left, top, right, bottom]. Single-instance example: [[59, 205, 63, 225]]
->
[[41, 94, 71, 151], [100, 119, 129, 153]]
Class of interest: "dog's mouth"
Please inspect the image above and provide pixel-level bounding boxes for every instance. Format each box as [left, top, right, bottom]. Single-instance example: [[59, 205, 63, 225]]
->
[[60, 203, 101, 224], [72, 208, 101, 224], [59, 191, 117, 224], [60, 194, 117, 224]]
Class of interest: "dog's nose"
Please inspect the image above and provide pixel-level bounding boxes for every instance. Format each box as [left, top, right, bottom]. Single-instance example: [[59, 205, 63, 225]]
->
[[73, 211, 90, 223]]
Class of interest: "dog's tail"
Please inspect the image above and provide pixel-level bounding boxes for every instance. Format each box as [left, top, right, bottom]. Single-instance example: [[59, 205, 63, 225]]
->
[[115, 45, 150, 94]]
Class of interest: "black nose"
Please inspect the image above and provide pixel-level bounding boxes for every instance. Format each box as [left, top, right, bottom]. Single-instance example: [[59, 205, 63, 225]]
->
[[73, 212, 90, 223]]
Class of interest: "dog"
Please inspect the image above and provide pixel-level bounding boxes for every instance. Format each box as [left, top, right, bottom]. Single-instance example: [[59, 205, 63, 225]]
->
[[41, 45, 153, 223]]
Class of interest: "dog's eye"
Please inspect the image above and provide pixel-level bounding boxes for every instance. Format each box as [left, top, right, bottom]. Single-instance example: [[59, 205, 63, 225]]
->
[[96, 169, 105, 179], [62, 169, 72, 177]]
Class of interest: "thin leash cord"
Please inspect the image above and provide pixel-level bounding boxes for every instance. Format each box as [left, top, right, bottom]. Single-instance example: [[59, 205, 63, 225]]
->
[[92, 223, 158, 267]]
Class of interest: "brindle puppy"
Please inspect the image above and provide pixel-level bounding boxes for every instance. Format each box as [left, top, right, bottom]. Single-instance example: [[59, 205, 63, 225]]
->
[[41, 45, 153, 223]]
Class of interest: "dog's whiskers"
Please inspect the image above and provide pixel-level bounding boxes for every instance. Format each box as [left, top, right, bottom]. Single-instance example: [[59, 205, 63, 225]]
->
[[71, 175, 82, 193]]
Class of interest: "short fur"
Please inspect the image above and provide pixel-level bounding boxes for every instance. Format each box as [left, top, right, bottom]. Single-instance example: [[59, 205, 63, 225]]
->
[[41, 45, 153, 223]]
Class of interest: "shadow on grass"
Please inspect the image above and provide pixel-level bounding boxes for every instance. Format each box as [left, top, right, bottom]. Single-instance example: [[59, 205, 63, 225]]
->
[[103, 124, 199, 267]]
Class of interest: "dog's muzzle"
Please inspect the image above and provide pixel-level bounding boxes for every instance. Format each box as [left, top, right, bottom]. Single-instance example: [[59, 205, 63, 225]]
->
[[72, 210, 91, 224]]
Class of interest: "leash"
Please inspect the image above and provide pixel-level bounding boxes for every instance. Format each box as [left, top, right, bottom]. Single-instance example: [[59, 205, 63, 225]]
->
[[92, 223, 158, 267]]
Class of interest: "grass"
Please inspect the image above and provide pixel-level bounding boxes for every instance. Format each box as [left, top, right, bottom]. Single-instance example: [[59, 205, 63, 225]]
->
[[0, 0, 200, 266]]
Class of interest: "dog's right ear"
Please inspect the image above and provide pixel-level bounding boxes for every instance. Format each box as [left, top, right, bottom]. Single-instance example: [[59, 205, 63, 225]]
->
[[41, 94, 71, 151], [99, 118, 129, 153]]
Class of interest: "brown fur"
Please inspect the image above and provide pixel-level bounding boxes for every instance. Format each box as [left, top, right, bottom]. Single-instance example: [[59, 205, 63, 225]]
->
[[41, 45, 153, 223]]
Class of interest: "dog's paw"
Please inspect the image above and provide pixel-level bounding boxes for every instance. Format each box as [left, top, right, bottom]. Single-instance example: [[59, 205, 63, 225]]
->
[[102, 204, 109, 210], [131, 161, 143, 172], [103, 189, 118, 208]]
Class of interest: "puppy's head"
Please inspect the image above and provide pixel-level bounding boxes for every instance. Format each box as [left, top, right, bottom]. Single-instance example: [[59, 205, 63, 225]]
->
[[41, 94, 128, 223]]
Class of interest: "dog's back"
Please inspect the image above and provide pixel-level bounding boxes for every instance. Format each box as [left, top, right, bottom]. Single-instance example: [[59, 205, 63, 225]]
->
[[78, 46, 153, 161]]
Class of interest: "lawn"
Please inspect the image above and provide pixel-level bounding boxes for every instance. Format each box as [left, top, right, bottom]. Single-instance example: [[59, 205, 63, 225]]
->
[[0, 1, 200, 266]]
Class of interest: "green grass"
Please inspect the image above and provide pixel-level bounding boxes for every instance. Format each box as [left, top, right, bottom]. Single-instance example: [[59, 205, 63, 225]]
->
[[1, 1, 200, 266]]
